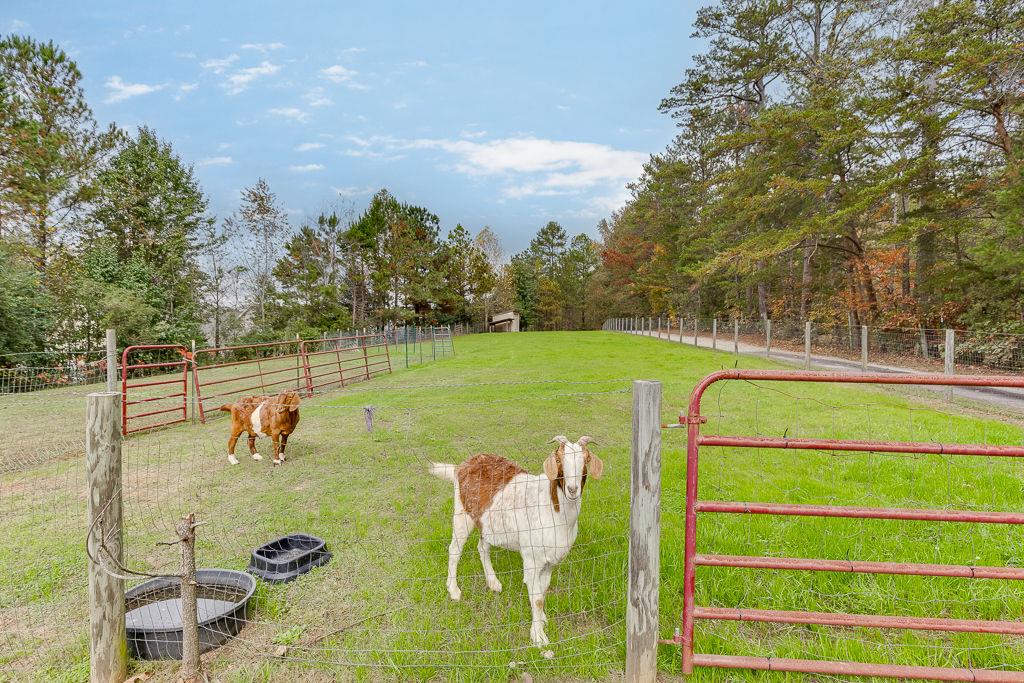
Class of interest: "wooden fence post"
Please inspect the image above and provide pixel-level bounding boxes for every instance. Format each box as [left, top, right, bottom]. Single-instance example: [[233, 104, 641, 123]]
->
[[765, 319, 772, 359], [177, 513, 201, 682], [920, 327, 929, 359], [627, 380, 661, 683], [693, 318, 698, 346], [712, 318, 717, 350], [734, 319, 739, 355], [861, 325, 869, 372], [804, 321, 812, 369], [86, 391, 127, 683], [105, 329, 117, 393]]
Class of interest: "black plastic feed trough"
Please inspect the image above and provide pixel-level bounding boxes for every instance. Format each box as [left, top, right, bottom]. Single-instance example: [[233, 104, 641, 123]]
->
[[125, 569, 256, 660], [248, 533, 332, 583]]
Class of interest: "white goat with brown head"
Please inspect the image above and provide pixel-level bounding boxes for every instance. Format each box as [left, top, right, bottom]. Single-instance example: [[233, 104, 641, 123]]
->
[[429, 435, 603, 648]]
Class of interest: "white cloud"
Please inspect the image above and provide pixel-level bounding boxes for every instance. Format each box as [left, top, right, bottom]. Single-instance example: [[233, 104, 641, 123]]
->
[[332, 186, 375, 198], [393, 102, 408, 110], [267, 106, 309, 123], [10, 19, 29, 30], [342, 47, 366, 55], [289, 164, 324, 173], [240, 42, 286, 53], [404, 59, 428, 68], [295, 142, 324, 151], [346, 135, 646, 212], [175, 51, 197, 59], [225, 61, 280, 94], [303, 87, 332, 107], [104, 76, 165, 103], [320, 64, 367, 89], [198, 156, 234, 166], [460, 129, 487, 139], [200, 54, 238, 73], [217, 142, 232, 150], [173, 82, 198, 101], [555, 104, 570, 111]]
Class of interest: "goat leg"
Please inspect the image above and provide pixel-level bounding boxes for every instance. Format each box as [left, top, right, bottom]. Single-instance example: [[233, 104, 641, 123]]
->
[[227, 429, 242, 465], [247, 433, 261, 461], [477, 539, 502, 593], [523, 563, 549, 646]]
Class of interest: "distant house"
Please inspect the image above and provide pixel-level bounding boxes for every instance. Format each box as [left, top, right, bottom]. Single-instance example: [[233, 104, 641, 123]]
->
[[488, 311, 520, 333]]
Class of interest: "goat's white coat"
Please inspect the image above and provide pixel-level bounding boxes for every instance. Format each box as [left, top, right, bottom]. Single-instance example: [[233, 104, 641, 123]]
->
[[430, 438, 599, 649]]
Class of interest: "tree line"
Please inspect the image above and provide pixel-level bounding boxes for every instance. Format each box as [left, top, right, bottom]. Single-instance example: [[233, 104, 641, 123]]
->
[[591, 0, 1023, 332], [0, 35, 603, 358]]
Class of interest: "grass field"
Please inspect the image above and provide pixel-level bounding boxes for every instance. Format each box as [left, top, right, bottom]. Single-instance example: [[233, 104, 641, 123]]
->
[[4, 331, 1024, 682]]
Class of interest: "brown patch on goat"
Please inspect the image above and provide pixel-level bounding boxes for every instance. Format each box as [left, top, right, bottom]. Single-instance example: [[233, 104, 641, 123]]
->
[[457, 454, 526, 528]]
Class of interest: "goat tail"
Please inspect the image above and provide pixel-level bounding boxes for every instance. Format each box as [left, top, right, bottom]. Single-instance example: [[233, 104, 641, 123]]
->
[[217, 404, 233, 412], [428, 462, 457, 482]]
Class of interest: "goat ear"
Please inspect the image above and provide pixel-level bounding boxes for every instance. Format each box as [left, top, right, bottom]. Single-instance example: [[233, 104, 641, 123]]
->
[[586, 452, 604, 479], [288, 396, 299, 412], [543, 451, 560, 481]]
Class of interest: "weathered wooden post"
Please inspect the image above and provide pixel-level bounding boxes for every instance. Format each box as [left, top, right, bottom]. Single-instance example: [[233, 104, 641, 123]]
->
[[626, 380, 661, 683], [86, 391, 127, 683], [765, 319, 772, 359], [692, 318, 698, 346], [712, 318, 717, 350], [804, 321, 812, 369], [920, 327, 929, 359], [177, 513, 201, 682], [734, 319, 739, 355], [105, 329, 117, 393], [861, 325, 869, 372]]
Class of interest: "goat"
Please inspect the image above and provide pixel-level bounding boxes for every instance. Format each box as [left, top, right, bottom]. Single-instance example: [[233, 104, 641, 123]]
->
[[429, 435, 603, 647], [217, 390, 301, 466]]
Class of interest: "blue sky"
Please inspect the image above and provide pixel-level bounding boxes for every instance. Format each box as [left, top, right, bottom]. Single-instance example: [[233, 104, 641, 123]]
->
[[4, 1, 698, 253]]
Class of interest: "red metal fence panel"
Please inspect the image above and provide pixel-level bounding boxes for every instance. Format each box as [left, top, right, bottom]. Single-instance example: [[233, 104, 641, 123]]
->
[[120, 333, 401, 433], [191, 339, 306, 423], [121, 344, 189, 434], [299, 333, 392, 395], [674, 369, 1024, 682]]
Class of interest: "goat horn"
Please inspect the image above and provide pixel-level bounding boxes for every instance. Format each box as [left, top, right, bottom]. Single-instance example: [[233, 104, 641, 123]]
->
[[548, 435, 569, 445], [578, 436, 597, 446]]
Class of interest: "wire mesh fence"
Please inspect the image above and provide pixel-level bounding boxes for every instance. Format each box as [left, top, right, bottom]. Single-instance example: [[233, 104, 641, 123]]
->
[[4, 364, 634, 680], [0, 349, 111, 395], [608, 316, 1024, 376]]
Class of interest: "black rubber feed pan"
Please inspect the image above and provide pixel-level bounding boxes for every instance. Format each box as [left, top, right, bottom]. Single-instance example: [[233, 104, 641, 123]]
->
[[125, 569, 256, 660], [248, 533, 332, 583]]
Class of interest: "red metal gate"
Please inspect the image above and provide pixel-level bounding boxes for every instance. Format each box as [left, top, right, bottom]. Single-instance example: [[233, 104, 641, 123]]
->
[[121, 344, 189, 434], [673, 369, 1024, 682], [191, 339, 305, 423], [299, 333, 392, 395]]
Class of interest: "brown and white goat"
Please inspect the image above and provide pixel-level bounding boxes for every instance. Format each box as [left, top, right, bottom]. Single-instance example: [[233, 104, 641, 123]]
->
[[218, 390, 300, 466], [429, 435, 603, 648]]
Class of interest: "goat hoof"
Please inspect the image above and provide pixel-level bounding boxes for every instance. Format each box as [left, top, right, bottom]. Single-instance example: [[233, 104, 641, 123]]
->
[[487, 579, 502, 593], [273, 459, 281, 466], [251, 453, 262, 461], [447, 584, 462, 601], [228, 455, 239, 465], [530, 623, 549, 646]]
